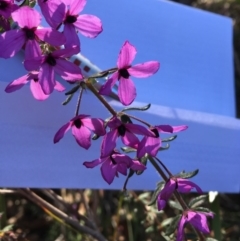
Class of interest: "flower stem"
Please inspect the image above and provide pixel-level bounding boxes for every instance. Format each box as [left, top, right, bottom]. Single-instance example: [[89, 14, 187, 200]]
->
[[85, 80, 117, 116], [124, 113, 151, 127], [154, 156, 173, 177], [75, 85, 84, 116]]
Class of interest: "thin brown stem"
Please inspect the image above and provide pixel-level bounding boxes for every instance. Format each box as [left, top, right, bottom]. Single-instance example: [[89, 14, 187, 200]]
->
[[124, 113, 151, 127], [75, 86, 84, 116], [154, 156, 173, 177]]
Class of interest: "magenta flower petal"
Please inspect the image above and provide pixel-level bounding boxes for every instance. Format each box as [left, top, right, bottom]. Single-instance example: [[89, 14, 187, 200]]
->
[[72, 125, 91, 149], [118, 77, 136, 105], [125, 123, 154, 136], [63, 24, 80, 50], [54, 121, 72, 143], [30, 79, 49, 100], [83, 158, 104, 168], [101, 130, 118, 157], [137, 136, 161, 158], [117, 41, 137, 68], [5, 74, 29, 93], [113, 154, 131, 166], [81, 118, 106, 136], [24, 57, 43, 71], [177, 179, 203, 194], [130, 160, 146, 171], [176, 215, 186, 241], [69, 0, 86, 15], [12, 6, 41, 28], [54, 81, 65, 92], [74, 14, 103, 38], [0, 29, 25, 58], [25, 40, 42, 60], [54, 58, 83, 81], [187, 212, 210, 234], [121, 131, 139, 149], [53, 47, 80, 58], [128, 61, 160, 78], [0, 0, 18, 18], [99, 72, 118, 96], [39, 63, 55, 95], [156, 125, 188, 133], [101, 159, 117, 184], [35, 28, 66, 46]]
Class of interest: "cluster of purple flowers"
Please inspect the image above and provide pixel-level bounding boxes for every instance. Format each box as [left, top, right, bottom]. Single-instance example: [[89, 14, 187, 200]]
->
[[0, 0, 214, 239]]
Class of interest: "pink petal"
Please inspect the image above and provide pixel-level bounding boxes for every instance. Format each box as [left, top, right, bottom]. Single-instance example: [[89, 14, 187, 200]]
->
[[176, 215, 187, 241], [112, 154, 131, 166], [116, 163, 128, 176], [0, 29, 25, 58], [24, 56, 43, 71], [30, 79, 49, 100], [125, 123, 154, 136], [101, 159, 117, 184], [25, 40, 41, 60], [83, 158, 104, 168], [74, 14, 103, 38], [118, 77, 136, 106], [69, 0, 86, 15], [117, 41, 137, 68], [128, 61, 160, 78], [177, 179, 203, 194], [63, 24, 80, 50], [35, 28, 66, 46], [81, 118, 106, 136], [101, 130, 118, 157], [107, 117, 122, 129], [188, 212, 210, 234], [5, 74, 29, 93], [72, 126, 91, 149], [121, 131, 139, 149], [130, 160, 146, 171], [54, 58, 83, 81], [156, 125, 188, 133], [99, 72, 118, 96], [53, 121, 72, 143], [0, 1, 18, 18], [54, 81, 65, 92], [12, 6, 41, 28], [39, 63, 55, 95], [137, 136, 161, 158], [53, 47, 80, 58]]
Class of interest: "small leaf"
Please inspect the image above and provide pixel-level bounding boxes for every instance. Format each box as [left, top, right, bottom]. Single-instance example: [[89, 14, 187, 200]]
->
[[175, 169, 199, 179], [62, 94, 74, 105], [121, 146, 136, 153], [122, 103, 151, 112], [136, 155, 148, 175], [138, 192, 150, 201], [206, 238, 219, 241], [162, 135, 177, 142], [194, 207, 213, 213], [65, 84, 80, 95], [158, 144, 170, 151], [92, 133, 100, 140], [2, 224, 13, 232], [168, 200, 183, 211], [165, 215, 181, 236], [148, 181, 165, 206], [189, 195, 208, 208], [145, 226, 154, 233]]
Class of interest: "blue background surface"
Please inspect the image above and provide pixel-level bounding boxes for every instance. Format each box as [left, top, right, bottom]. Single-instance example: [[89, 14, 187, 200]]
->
[[0, 0, 238, 192]]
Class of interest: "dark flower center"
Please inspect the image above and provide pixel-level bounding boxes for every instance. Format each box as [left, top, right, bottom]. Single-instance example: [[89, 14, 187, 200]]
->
[[73, 119, 82, 129], [65, 15, 77, 24], [119, 68, 130, 79], [46, 54, 56, 66], [120, 114, 132, 124], [24, 28, 35, 40], [0, 1, 8, 10], [110, 155, 117, 165], [118, 124, 126, 136], [151, 128, 159, 138], [33, 78, 38, 82]]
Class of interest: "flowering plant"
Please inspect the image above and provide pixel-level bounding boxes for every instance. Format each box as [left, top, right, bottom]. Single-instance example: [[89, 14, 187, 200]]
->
[[0, 0, 216, 240]]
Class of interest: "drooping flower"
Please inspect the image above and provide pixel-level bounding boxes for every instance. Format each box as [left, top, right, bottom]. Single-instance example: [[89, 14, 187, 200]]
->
[[0, 6, 66, 59], [101, 116, 154, 158], [54, 115, 106, 150], [62, 0, 103, 50], [83, 150, 146, 184], [5, 71, 65, 100], [0, 0, 18, 19], [99, 41, 160, 105], [177, 210, 214, 241], [24, 47, 82, 95], [157, 177, 202, 211], [137, 125, 188, 158]]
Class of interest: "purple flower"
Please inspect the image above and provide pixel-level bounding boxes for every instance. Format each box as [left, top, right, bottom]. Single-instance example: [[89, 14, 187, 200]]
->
[[99, 41, 160, 106], [177, 210, 214, 241], [83, 150, 146, 184], [137, 125, 188, 158], [157, 178, 202, 211], [54, 115, 106, 150], [5, 71, 65, 100], [101, 116, 154, 157], [62, 0, 103, 50], [24, 47, 82, 94], [0, 6, 66, 59], [0, 0, 18, 19]]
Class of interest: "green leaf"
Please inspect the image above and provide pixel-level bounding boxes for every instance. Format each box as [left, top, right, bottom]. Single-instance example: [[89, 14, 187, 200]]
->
[[148, 181, 165, 206], [168, 200, 183, 211], [62, 94, 74, 105], [158, 144, 170, 151], [2, 224, 13, 232], [136, 155, 148, 175], [122, 103, 151, 112], [175, 169, 199, 179], [92, 133, 100, 140], [165, 215, 181, 236], [206, 238, 219, 241], [189, 195, 208, 208], [162, 135, 177, 142], [194, 207, 213, 214], [65, 85, 80, 95], [121, 146, 136, 153], [145, 226, 154, 233]]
